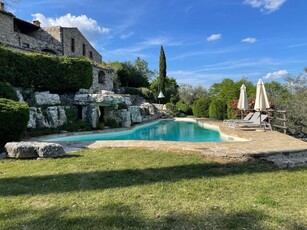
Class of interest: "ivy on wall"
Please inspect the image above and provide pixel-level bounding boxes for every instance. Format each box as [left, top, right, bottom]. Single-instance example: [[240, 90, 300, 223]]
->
[[0, 46, 93, 92]]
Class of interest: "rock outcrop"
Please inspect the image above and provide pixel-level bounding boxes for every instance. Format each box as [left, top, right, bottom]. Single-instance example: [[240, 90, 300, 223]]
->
[[35, 91, 61, 105], [74, 90, 125, 106], [128, 106, 142, 123], [27, 106, 67, 129]]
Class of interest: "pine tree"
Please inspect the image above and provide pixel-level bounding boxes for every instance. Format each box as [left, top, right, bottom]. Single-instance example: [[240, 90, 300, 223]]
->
[[159, 45, 167, 93]]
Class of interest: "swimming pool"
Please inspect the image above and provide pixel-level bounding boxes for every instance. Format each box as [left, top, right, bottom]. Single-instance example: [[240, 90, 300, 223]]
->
[[44, 119, 229, 142]]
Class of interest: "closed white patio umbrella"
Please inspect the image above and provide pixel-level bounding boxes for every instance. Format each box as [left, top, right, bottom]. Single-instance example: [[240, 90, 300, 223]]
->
[[254, 79, 270, 127], [237, 84, 248, 119]]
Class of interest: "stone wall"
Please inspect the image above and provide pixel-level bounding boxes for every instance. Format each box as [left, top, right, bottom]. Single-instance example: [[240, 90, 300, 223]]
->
[[90, 66, 114, 93], [61, 28, 102, 63], [0, 11, 15, 46]]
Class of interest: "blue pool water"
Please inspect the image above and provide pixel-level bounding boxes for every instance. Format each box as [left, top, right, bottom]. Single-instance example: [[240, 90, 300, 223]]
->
[[45, 120, 226, 142]]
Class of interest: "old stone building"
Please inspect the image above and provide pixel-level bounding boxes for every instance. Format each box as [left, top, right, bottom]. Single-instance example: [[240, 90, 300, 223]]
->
[[0, 2, 101, 63]]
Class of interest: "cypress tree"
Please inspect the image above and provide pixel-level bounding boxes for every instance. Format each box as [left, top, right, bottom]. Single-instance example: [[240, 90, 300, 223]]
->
[[159, 45, 167, 93]]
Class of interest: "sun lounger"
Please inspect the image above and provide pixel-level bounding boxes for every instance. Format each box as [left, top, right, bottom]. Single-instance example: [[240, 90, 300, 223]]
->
[[226, 112, 260, 126], [223, 112, 254, 124], [228, 114, 271, 130]]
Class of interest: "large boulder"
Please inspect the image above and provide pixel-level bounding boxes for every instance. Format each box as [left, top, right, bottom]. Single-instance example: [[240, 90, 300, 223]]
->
[[128, 106, 142, 123], [74, 90, 125, 106], [5, 142, 65, 159], [35, 142, 65, 158], [5, 142, 38, 158], [35, 91, 61, 105], [27, 107, 50, 129]]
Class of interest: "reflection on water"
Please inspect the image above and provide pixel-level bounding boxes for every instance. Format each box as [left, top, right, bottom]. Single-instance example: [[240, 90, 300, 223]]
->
[[47, 120, 222, 142]]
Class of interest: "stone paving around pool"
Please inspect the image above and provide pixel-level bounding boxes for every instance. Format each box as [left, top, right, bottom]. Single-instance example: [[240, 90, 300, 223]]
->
[[87, 118, 307, 167]]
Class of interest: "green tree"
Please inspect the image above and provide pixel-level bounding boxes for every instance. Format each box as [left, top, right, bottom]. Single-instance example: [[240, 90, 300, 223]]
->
[[192, 98, 211, 117], [283, 70, 307, 132], [116, 61, 149, 88], [150, 76, 179, 103], [159, 46, 167, 94], [178, 84, 208, 107], [134, 57, 155, 82], [265, 81, 291, 105], [208, 77, 255, 119]]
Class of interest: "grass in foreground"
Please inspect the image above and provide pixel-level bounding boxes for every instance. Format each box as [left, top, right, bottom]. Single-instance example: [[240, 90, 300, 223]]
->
[[0, 149, 306, 230]]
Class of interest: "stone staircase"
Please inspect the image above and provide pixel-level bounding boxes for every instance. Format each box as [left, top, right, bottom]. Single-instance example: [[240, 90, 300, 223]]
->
[[258, 151, 307, 168]]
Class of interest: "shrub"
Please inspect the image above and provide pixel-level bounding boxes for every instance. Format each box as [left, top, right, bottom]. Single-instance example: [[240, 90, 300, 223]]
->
[[192, 98, 210, 117], [0, 98, 29, 147], [105, 118, 120, 128], [176, 101, 192, 114], [165, 102, 179, 116], [209, 98, 227, 120], [0, 46, 93, 93], [0, 82, 18, 101]]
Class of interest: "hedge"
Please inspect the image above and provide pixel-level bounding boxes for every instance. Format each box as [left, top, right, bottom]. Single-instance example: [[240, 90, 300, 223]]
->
[[192, 98, 210, 117], [209, 98, 227, 120], [0, 82, 18, 101], [176, 101, 191, 114], [0, 98, 29, 147], [0, 46, 93, 93]]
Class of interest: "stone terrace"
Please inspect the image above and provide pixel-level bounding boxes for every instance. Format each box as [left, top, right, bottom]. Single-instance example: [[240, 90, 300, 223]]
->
[[87, 119, 307, 167]]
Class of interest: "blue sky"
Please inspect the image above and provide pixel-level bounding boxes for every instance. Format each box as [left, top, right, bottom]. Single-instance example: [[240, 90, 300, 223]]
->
[[6, 0, 307, 87]]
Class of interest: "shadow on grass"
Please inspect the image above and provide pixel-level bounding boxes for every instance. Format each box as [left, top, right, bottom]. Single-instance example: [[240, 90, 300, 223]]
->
[[1, 203, 305, 230], [0, 161, 303, 197]]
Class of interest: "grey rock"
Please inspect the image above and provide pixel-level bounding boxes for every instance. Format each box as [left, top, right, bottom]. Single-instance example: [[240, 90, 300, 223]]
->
[[36, 108, 50, 128], [5, 142, 38, 158], [27, 107, 38, 128], [58, 106, 67, 126], [74, 91, 125, 106], [5, 142, 66, 159], [47, 106, 59, 128], [15, 88, 25, 102], [128, 106, 142, 123], [35, 91, 61, 105], [35, 142, 65, 158]]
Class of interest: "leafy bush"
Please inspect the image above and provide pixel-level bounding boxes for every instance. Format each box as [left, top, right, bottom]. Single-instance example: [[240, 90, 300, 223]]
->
[[0, 46, 93, 92], [0, 98, 29, 147], [105, 118, 120, 128], [165, 102, 179, 116], [0, 82, 18, 101], [209, 99, 227, 120], [192, 98, 210, 117], [97, 122, 104, 130], [176, 101, 192, 115]]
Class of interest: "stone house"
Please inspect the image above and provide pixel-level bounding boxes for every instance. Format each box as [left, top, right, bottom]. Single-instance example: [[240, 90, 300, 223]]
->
[[0, 2, 101, 63], [0, 2, 114, 92]]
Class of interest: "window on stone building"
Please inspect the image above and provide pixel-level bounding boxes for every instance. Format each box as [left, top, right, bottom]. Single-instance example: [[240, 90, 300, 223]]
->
[[83, 44, 86, 56], [89, 51, 93, 59], [98, 71, 106, 84], [71, 38, 75, 52]]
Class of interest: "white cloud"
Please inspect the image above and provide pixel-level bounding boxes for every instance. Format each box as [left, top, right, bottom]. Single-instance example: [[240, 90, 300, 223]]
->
[[120, 32, 135, 40], [244, 0, 287, 13], [241, 37, 257, 43], [263, 69, 289, 80], [32, 13, 110, 46], [207, 34, 221, 42]]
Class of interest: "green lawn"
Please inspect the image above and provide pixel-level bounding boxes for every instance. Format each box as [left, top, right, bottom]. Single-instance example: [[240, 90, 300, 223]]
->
[[0, 149, 306, 230]]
